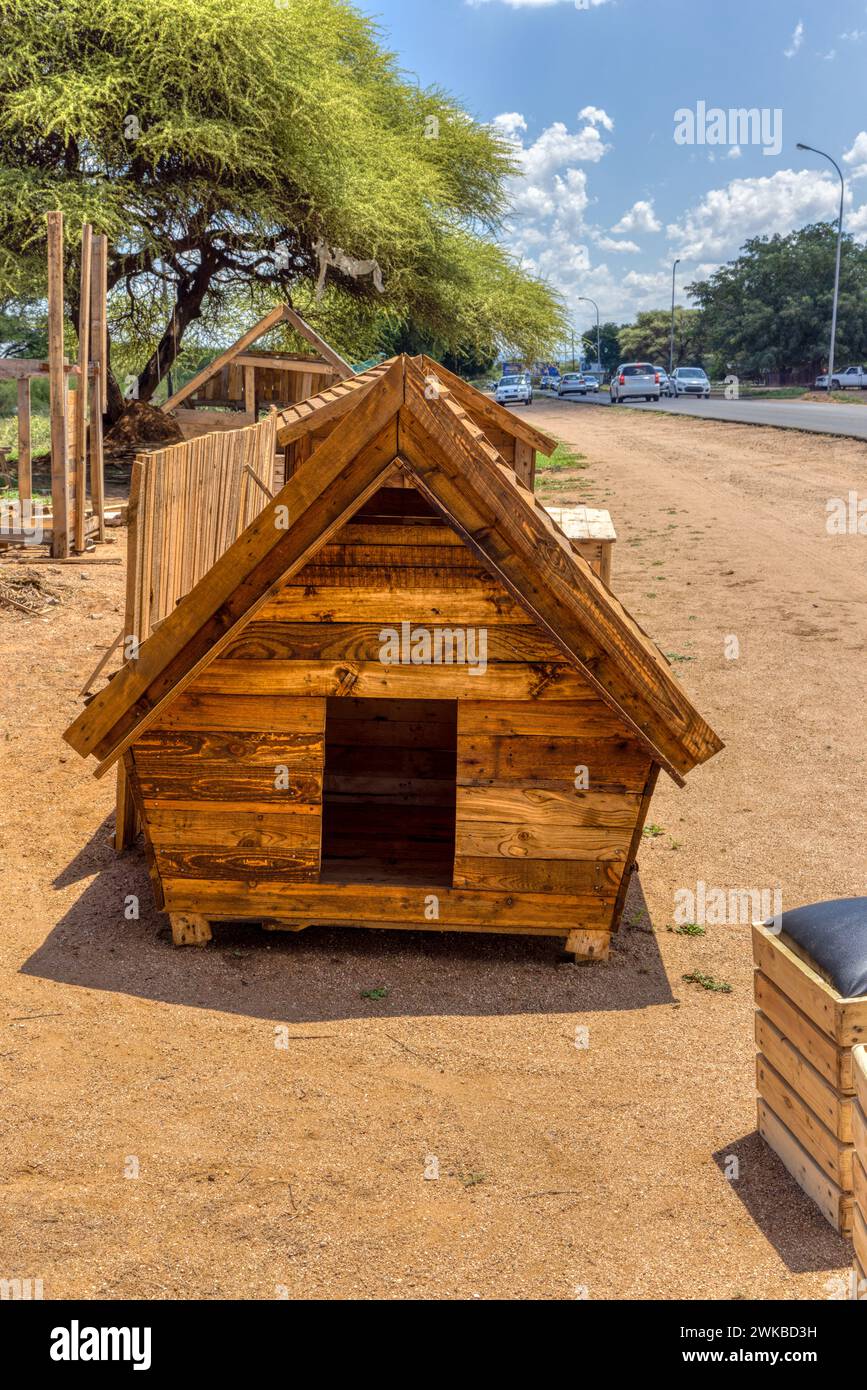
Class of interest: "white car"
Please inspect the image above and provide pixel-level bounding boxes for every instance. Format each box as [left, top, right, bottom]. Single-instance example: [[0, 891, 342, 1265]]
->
[[609, 362, 661, 404], [830, 365, 867, 390], [671, 367, 710, 399], [557, 372, 589, 396], [814, 374, 830, 391], [495, 373, 533, 406]]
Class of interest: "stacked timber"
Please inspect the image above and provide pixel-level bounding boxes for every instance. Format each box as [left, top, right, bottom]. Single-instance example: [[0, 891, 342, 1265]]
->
[[853, 1045, 867, 1285], [753, 923, 867, 1234]]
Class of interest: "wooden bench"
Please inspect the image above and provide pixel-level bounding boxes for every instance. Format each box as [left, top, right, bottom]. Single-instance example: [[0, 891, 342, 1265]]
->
[[753, 923, 867, 1234]]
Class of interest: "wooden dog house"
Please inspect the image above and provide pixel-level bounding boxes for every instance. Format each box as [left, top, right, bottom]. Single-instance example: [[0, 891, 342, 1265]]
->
[[64, 355, 722, 959]]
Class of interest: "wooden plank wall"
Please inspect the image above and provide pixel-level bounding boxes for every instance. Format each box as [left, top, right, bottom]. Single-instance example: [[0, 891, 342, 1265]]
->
[[854, 1046, 867, 1286], [131, 695, 326, 887], [753, 923, 867, 1235]]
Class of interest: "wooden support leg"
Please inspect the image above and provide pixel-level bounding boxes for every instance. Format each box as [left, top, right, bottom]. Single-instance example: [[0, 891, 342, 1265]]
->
[[564, 929, 610, 963], [114, 761, 139, 852], [170, 913, 212, 947]]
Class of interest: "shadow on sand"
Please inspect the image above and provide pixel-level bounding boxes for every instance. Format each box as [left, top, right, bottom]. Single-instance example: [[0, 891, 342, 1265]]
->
[[23, 817, 675, 1024], [713, 1134, 853, 1275]]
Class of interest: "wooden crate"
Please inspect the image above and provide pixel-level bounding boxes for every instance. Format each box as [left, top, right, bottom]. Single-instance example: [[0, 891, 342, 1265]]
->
[[753, 923, 867, 1235], [854, 1047, 867, 1281]]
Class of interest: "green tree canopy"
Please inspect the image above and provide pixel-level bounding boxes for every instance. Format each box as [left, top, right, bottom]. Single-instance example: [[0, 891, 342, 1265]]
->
[[591, 321, 622, 374], [0, 0, 564, 413], [687, 223, 867, 377], [616, 308, 704, 369]]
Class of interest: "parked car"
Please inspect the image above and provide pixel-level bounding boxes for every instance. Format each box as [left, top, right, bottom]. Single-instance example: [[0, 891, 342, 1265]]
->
[[814, 374, 830, 391], [654, 366, 673, 397], [557, 372, 589, 397], [609, 362, 661, 404], [830, 365, 867, 390], [581, 373, 601, 393], [494, 373, 533, 406], [671, 366, 711, 399]]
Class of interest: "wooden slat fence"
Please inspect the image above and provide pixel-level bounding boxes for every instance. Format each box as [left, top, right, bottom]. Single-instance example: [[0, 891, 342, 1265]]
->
[[115, 411, 278, 847]]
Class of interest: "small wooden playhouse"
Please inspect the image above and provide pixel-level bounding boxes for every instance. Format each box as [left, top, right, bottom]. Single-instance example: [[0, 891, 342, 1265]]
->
[[64, 355, 722, 958]]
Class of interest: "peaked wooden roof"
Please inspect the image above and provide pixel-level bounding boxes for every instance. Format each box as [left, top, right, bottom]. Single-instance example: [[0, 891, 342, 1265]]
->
[[65, 355, 722, 783], [274, 353, 558, 458], [161, 304, 353, 414]]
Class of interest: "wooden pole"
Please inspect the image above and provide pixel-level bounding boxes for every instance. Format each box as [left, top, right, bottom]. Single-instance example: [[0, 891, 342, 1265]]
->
[[90, 233, 108, 542], [115, 457, 144, 851], [89, 370, 106, 542], [16, 377, 31, 506], [91, 233, 108, 400], [46, 210, 69, 558], [73, 223, 93, 552]]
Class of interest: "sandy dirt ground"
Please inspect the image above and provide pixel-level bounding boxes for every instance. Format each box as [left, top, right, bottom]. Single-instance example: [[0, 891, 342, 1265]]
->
[[1, 403, 864, 1301]]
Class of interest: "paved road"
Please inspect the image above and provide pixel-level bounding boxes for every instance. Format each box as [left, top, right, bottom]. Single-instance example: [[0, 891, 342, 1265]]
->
[[539, 391, 867, 441]]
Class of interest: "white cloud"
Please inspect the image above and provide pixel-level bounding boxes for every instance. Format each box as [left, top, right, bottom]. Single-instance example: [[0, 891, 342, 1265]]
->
[[666, 169, 849, 262], [578, 105, 614, 132], [823, 48, 837, 61], [840, 29, 866, 41], [726, 145, 742, 160], [612, 199, 661, 234], [491, 112, 528, 141], [784, 20, 804, 57], [843, 130, 867, 178], [847, 202, 867, 238], [593, 235, 641, 253]]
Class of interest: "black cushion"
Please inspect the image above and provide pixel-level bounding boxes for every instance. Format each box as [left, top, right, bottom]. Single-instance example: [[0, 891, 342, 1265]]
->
[[765, 897, 867, 999]]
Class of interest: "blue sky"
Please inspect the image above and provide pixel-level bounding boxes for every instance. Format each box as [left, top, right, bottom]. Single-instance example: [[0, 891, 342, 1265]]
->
[[359, 0, 867, 338]]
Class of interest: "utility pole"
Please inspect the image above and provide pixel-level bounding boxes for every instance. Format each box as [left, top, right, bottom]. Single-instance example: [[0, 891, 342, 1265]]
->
[[669, 259, 680, 376], [578, 296, 600, 368], [797, 143, 845, 388]]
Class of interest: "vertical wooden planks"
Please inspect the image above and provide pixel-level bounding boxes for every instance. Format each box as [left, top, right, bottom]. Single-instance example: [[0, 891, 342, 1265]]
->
[[47, 210, 70, 558]]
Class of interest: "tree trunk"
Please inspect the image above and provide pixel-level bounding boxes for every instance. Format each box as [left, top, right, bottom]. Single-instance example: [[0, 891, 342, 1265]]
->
[[134, 255, 219, 405]]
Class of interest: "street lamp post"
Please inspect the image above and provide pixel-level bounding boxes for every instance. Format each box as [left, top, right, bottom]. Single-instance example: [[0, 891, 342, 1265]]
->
[[797, 142, 845, 388], [578, 296, 600, 370], [669, 259, 680, 376]]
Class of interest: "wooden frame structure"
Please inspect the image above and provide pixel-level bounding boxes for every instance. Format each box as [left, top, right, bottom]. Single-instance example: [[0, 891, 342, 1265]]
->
[[160, 304, 352, 437], [64, 356, 722, 960], [0, 212, 108, 557], [754, 922, 867, 1234]]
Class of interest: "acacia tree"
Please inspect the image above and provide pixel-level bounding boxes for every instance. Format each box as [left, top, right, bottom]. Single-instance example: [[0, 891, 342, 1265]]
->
[[0, 0, 564, 415]]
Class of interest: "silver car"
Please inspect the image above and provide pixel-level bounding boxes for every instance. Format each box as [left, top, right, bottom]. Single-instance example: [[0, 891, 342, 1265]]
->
[[495, 373, 533, 406], [671, 367, 710, 398], [654, 366, 673, 397], [609, 362, 661, 404]]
